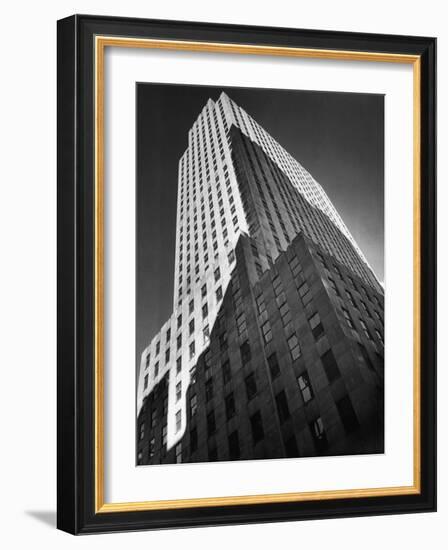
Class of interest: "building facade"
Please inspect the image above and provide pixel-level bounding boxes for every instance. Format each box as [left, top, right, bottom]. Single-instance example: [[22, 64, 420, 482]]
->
[[136, 92, 384, 465]]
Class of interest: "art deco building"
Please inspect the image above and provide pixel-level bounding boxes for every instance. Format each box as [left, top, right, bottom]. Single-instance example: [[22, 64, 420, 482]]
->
[[136, 92, 384, 465]]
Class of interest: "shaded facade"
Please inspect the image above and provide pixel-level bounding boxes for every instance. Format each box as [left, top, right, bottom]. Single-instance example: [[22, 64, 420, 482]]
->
[[137, 93, 384, 465]]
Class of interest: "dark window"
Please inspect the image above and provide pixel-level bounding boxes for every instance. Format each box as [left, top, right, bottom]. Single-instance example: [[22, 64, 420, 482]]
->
[[321, 349, 341, 383], [189, 299, 194, 314], [205, 377, 214, 402], [201, 284, 207, 298], [360, 319, 373, 340], [190, 427, 198, 453], [207, 410, 216, 437], [228, 431, 240, 460], [309, 312, 324, 340], [310, 417, 328, 452], [250, 411, 264, 443], [275, 390, 291, 423], [225, 392, 236, 420], [245, 372, 257, 400], [297, 373, 314, 403], [189, 319, 195, 335], [240, 340, 251, 365], [176, 356, 182, 374], [216, 286, 223, 302], [285, 435, 299, 458], [143, 374, 148, 390], [218, 330, 228, 351], [267, 352, 280, 379], [214, 266, 221, 281], [202, 303, 208, 319], [222, 359, 231, 384], [336, 395, 360, 434], [165, 347, 170, 364], [177, 334, 182, 350], [149, 437, 155, 458], [328, 277, 340, 296]]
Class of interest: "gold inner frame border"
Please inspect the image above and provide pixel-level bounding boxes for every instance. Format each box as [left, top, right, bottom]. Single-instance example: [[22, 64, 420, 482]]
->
[[94, 35, 421, 513]]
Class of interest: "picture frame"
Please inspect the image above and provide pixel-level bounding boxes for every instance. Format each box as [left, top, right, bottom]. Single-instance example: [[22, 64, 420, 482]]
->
[[57, 14, 436, 534]]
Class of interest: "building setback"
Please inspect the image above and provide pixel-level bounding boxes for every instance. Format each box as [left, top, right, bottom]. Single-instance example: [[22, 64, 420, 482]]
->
[[136, 92, 384, 465]]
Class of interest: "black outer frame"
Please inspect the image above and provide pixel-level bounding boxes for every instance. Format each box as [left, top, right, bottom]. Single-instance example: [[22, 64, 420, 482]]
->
[[57, 14, 436, 535]]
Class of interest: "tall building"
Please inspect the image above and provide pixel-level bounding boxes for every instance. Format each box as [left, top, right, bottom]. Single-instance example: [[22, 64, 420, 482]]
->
[[136, 92, 384, 465]]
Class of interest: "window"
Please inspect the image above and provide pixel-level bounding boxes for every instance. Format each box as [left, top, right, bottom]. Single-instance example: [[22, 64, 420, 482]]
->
[[375, 329, 384, 345], [236, 313, 247, 337], [228, 249, 235, 264], [189, 394, 198, 418], [336, 395, 359, 434], [287, 333, 302, 360], [189, 299, 194, 314], [165, 347, 170, 364], [261, 321, 272, 344], [214, 266, 221, 281], [216, 286, 223, 302], [342, 307, 355, 329], [201, 283, 207, 298], [228, 431, 240, 460], [177, 334, 182, 350], [189, 319, 195, 335], [150, 407, 157, 429], [166, 328, 171, 343], [189, 365, 197, 384], [137, 450, 143, 465], [162, 424, 167, 447], [240, 340, 251, 365], [321, 349, 341, 383], [250, 411, 264, 443], [280, 302, 292, 327], [175, 410, 182, 432], [154, 361, 159, 378], [267, 352, 280, 379], [298, 281, 312, 305], [202, 303, 208, 319], [143, 374, 148, 390], [175, 442, 182, 463], [360, 319, 373, 341], [328, 277, 340, 296], [309, 312, 324, 340], [219, 331, 228, 351], [139, 422, 145, 440], [361, 300, 372, 317], [203, 325, 210, 342], [177, 315, 182, 329], [207, 410, 216, 437], [245, 372, 257, 400], [189, 340, 195, 359], [145, 353, 150, 369], [225, 392, 236, 420], [346, 290, 356, 308], [190, 427, 198, 453], [176, 381, 182, 402], [162, 396, 168, 416], [275, 390, 291, 423], [297, 373, 314, 403], [222, 359, 231, 384], [310, 417, 328, 452], [205, 377, 214, 402], [155, 341, 160, 355]]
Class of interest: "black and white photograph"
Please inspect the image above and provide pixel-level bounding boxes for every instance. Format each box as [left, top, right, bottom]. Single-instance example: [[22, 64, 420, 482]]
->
[[135, 83, 385, 466]]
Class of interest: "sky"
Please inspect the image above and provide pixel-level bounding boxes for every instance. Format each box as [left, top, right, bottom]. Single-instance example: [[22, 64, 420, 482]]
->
[[136, 83, 384, 368]]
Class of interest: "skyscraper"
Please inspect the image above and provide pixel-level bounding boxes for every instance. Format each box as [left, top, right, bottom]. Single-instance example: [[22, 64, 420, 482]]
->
[[136, 92, 384, 465]]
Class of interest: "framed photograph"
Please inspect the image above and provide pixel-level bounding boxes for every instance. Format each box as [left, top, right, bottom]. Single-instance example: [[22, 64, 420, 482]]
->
[[57, 14, 436, 534]]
